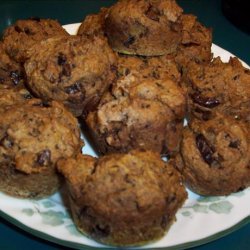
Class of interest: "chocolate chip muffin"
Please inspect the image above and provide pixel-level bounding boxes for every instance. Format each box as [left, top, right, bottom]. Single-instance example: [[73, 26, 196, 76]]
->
[[176, 115, 250, 196], [77, 7, 108, 37], [24, 35, 117, 117], [0, 42, 26, 88], [57, 150, 187, 246], [105, 0, 183, 56], [86, 69, 186, 156], [2, 18, 68, 63], [175, 14, 212, 72], [0, 99, 83, 198], [184, 57, 250, 122]]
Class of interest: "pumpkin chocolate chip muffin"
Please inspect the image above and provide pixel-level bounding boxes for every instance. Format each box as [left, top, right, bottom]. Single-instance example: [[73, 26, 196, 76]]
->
[[0, 99, 83, 198], [104, 0, 183, 56], [176, 114, 250, 196], [184, 57, 250, 123], [2, 18, 68, 63], [57, 150, 187, 246], [24, 35, 117, 117], [86, 68, 186, 156]]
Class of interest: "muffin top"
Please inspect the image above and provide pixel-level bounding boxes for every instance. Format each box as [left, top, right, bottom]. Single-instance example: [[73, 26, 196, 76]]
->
[[57, 150, 187, 245], [177, 114, 250, 195], [105, 0, 183, 56], [0, 99, 83, 175], [24, 35, 117, 117], [185, 57, 250, 121]]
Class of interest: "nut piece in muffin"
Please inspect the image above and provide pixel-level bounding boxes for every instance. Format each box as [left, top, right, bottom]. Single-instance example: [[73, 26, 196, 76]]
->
[[0, 42, 26, 88], [184, 57, 250, 123], [176, 115, 250, 196], [0, 99, 83, 198], [24, 35, 117, 117], [77, 7, 108, 37], [57, 150, 187, 246], [86, 67, 186, 156], [105, 0, 183, 56], [2, 18, 69, 63], [175, 14, 212, 71]]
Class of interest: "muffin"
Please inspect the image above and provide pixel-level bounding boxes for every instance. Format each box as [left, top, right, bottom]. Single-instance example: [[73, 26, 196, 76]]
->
[[0, 99, 83, 198], [175, 14, 212, 72], [2, 18, 68, 63], [0, 42, 26, 88], [77, 7, 108, 37], [86, 68, 186, 156], [104, 0, 183, 56], [184, 57, 250, 122], [57, 150, 187, 246], [176, 115, 250, 196], [24, 35, 117, 117]]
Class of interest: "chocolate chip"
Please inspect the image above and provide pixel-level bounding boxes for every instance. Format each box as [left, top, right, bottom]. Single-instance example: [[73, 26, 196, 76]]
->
[[196, 134, 216, 166], [14, 26, 22, 33], [36, 149, 51, 166], [64, 82, 82, 94], [229, 140, 240, 149], [32, 100, 50, 107], [233, 75, 240, 80], [123, 35, 135, 48], [57, 53, 67, 66], [191, 92, 220, 108], [24, 27, 32, 35], [145, 4, 160, 22], [62, 63, 71, 77], [124, 68, 130, 76], [9, 70, 22, 85]]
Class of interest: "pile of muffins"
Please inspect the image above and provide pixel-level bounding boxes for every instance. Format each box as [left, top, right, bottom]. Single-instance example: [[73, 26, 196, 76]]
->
[[0, 0, 249, 247]]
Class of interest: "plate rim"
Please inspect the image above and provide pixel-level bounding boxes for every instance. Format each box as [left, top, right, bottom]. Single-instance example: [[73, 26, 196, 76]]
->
[[0, 209, 249, 250]]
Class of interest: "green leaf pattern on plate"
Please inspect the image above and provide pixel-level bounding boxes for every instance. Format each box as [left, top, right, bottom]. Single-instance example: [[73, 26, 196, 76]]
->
[[180, 191, 246, 217]]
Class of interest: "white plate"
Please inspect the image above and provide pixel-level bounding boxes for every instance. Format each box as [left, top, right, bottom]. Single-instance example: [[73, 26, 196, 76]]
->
[[0, 23, 249, 250]]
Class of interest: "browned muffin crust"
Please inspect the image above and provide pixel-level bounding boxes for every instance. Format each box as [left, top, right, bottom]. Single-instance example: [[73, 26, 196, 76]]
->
[[86, 68, 186, 156], [117, 54, 181, 83], [176, 115, 250, 196], [184, 57, 250, 123], [0, 99, 83, 198], [105, 0, 183, 56], [0, 86, 32, 113], [175, 14, 212, 71], [0, 42, 26, 88], [24, 35, 117, 117], [2, 18, 69, 63], [77, 8, 108, 37], [57, 150, 187, 246]]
